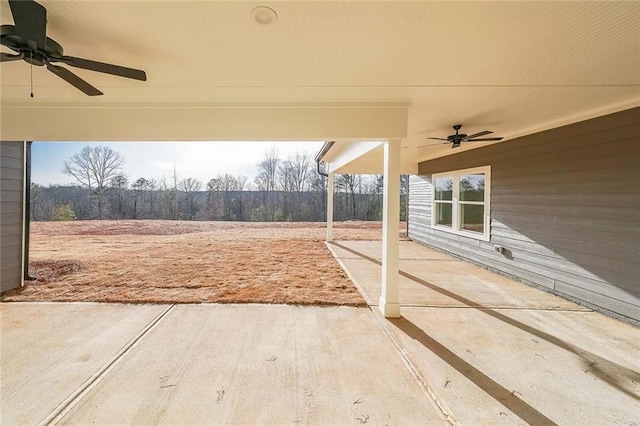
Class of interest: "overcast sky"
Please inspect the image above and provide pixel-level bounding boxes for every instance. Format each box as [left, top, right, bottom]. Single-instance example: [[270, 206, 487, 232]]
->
[[32, 141, 325, 188]]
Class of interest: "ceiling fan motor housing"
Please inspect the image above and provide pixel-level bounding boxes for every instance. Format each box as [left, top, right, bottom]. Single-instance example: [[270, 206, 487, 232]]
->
[[448, 124, 465, 146], [1, 25, 64, 66]]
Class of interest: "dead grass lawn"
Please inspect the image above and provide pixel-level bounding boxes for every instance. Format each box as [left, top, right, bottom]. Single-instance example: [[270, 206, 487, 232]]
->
[[1, 220, 397, 306]]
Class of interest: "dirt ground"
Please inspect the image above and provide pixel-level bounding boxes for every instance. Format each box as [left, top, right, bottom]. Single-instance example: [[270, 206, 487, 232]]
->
[[1, 220, 404, 306]]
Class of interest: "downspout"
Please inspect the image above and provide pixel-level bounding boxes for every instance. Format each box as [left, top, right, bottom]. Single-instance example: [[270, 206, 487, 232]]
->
[[316, 160, 328, 177], [24, 141, 35, 281], [314, 141, 335, 177]]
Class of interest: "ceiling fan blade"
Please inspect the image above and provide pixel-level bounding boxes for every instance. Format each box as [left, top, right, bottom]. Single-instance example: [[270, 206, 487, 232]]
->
[[466, 137, 504, 142], [53, 56, 147, 81], [427, 137, 449, 141], [417, 141, 450, 148], [462, 130, 492, 141], [46, 62, 103, 96], [1, 51, 24, 62], [9, 0, 47, 51]]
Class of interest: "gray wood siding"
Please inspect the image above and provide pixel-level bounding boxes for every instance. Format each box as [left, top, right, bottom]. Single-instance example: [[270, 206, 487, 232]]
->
[[1, 142, 24, 293], [408, 107, 640, 323]]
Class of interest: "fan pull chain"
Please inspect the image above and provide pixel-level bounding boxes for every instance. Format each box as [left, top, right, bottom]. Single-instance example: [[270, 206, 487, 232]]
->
[[30, 51, 34, 98]]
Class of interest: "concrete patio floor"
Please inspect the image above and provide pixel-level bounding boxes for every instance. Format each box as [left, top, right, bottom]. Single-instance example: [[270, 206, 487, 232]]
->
[[1, 240, 638, 425], [329, 240, 640, 425], [1, 303, 443, 425]]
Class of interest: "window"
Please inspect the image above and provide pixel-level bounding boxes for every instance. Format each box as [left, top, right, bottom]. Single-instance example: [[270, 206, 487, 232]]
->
[[432, 166, 490, 240]]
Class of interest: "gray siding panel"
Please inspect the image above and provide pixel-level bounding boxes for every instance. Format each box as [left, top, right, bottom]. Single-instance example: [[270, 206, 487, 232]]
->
[[1, 201, 23, 215], [0, 144, 23, 160], [554, 282, 640, 321], [0, 190, 23, 202], [1, 233, 22, 249], [0, 141, 24, 293], [0, 179, 22, 192], [491, 218, 638, 250], [1, 268, 21, 286], [409, 107, 640, 323], [2, 254, 22, 271]]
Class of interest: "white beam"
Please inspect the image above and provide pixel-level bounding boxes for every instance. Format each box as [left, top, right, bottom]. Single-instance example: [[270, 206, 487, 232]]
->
[[379, 140, 401, 318], [326, 172, 334, 242], [325, 141, 384, 173], [0, 102, 408, 141], [329, 158, 419, 175]]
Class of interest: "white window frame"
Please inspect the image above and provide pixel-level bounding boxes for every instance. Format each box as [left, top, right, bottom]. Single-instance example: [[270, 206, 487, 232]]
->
[[431, 166, 491, 241]]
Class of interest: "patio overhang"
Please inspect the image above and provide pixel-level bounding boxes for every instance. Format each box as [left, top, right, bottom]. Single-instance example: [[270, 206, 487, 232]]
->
[[1, 2, 636, 151], [1, 0, 639, 311]]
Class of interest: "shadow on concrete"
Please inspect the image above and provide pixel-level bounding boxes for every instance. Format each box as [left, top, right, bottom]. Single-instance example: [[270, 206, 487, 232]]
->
[[331, 242, 640, 405], [389, 317, 555, 425]]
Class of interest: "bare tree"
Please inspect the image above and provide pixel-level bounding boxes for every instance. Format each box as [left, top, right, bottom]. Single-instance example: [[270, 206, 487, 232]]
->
[[178, 177, 202, 220], [363, 175, 382, 221], [62, 145, 124, 219], [278, 160, 294, 220], [289, 152, 312, 193], [236, 175, 248, 221], [109, 173, 129, 219], [172, 165, 179, 220], [206, 174, 245, 220], [160, 176, 177, 220], [132, 177, 149, 219], [255, 147, 280, 220], [220, 174, 238, 220], [279, 152, 312, 220], [178, 177, 202, 193], [335, 174, 361, 220], [146, 178, 157, 218], [256, 147, 280, 191], [206, 177, 221, 219]]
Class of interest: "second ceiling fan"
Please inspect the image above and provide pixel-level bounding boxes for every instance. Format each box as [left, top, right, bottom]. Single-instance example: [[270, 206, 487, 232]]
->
[[420, 124, 503, 148]]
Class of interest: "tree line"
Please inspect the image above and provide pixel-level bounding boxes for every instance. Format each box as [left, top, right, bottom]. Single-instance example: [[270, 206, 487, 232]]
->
[[31, 145, 408, 222]]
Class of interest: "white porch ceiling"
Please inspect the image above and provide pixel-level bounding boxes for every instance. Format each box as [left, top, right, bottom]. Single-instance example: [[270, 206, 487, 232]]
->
[[1, 1, 638, 169]]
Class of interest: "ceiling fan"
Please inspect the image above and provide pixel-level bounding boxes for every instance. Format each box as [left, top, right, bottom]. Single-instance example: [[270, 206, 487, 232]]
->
[[419, 124, 503, 148], [0, 0, 146, 96]]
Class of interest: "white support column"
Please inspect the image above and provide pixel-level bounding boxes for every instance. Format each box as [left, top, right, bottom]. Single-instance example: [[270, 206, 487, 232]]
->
[[379, 140, 401, 318], [326, 172, 334, 242]]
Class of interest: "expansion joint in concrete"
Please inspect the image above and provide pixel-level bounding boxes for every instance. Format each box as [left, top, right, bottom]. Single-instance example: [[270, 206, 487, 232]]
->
[[369, 307, 458, 425], [38, 304, 176, 426]]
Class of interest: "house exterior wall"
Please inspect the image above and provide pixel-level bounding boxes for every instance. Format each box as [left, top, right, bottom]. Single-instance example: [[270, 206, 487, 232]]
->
[[408, 107, 640, 323], [1, 142, 24, 293]]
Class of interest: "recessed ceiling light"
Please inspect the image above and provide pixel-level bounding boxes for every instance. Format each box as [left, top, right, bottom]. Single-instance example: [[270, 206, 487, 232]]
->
[[250, 6, 278, 26]]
